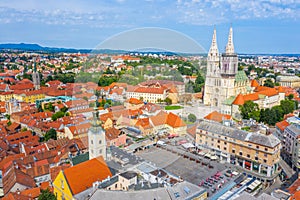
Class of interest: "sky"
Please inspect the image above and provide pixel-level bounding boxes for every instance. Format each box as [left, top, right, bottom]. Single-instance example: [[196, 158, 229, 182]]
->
[[0, 0, 300, 54]]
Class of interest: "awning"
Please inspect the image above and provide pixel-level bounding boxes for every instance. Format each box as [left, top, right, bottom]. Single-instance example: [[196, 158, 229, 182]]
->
[[181, 143, 195, 149], [210, 156, 218, 160]]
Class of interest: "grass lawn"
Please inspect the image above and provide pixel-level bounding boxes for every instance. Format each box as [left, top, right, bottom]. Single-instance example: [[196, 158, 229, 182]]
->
[[165, 105, 183, 110]]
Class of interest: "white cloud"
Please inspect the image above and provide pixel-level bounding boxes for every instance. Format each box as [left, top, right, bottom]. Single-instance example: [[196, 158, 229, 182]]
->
[[176, 0, 300, 25]]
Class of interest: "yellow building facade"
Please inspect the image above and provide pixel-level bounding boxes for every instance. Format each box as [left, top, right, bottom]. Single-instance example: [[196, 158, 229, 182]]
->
[[196, 121, 281, 181], [53, 171, 74, 200]]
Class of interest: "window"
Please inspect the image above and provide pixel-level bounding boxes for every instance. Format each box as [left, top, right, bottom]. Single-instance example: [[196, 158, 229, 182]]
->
[[91, 140, 93, 144], [224, 142, 227, 145], [61, 180, 64, 190], [217, 140, 220, 143], [232, 149, 235, 153], [263, 159, 267, 163], [247, 154, 250, 158], [265, 147, 268, 151], [217, 145, 220, 149], [99, 149, 102, 154], [255, 157, 258, 161], [256, 146, 259, 149], [264, 153, 267, 157], [99, 140, 102, 144], [239, 152, 243, 156], [224, 147, 227, 151]]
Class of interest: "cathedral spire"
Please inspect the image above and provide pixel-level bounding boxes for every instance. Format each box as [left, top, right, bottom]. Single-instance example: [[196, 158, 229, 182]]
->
[[225, 25, 234, 54], [208, 26, 219, 56]]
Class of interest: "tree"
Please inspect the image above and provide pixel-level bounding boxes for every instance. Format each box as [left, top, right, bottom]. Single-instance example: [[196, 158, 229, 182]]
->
[[280, 100, 295, 115], [165, 97, 172, 105], [288, 94, 294, 100], [83, 96, 89, 101], [45, 102, 55, 112], [263, 78, 274, 88], [51, 111, 65, 121], [44, 128, 57, 141], [188, 113, 197, 123], [38, 189, 56, 200], [239, 101, 260, 121]]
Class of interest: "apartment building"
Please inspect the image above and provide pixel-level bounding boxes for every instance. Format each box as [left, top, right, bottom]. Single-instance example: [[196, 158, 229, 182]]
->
[[196, 121, 281, 181], [283, 124, 300, 170]]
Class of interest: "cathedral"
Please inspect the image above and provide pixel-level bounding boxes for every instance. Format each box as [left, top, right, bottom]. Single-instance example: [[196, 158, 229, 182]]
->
[[203, 26, 251, 114]]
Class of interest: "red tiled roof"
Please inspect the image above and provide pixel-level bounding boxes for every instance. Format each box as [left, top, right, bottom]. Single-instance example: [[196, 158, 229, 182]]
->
[[166, 112, 186, 128], [127, 98, 143, 105], [63, 157, 112, 195], [20, 187, 41, 199], [68, 123, 91, 136], [232, 94, 245, 105], [275, 120, 290, 132], [251, 79, 260, 87], [204, 111, 232, 123], [288, 178, 300, 200], [135, 118, 152, 129], [105, 127, 121, 140], [26, 164, 50, 178], [3, 168, 36, 195]]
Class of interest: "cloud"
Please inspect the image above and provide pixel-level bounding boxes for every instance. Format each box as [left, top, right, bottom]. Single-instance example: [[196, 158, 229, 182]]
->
[[176, 0, 300, 25], [0, 0, 299, 28]]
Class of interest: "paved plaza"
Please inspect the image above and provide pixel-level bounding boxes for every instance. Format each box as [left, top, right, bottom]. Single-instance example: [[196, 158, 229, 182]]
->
[[136, 147, 227, 185]]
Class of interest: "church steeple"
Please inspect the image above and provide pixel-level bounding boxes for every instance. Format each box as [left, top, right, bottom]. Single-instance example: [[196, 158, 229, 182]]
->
[[225, 26, 234, 54], [208, 26, 219, 57], [88, 98, 107, 160]]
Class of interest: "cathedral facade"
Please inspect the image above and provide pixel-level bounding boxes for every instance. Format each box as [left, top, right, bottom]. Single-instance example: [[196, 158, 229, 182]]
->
[[203, 27, 250, 114]]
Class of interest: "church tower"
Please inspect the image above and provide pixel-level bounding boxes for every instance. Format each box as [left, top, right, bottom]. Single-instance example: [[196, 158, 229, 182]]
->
[[203, 27, 221, 106], [32, 59, 40, 90], [220, 26, 238, 76], [88, 106, 106, 160], [206, 27, 220, 77]]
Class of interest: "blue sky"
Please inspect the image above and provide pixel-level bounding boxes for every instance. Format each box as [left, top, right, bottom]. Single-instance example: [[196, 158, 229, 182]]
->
[[0, 0, 300, 53]]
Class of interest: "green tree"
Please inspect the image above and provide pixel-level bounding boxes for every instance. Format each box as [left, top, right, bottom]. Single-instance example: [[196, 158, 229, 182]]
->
[[83, 96, 89, 101], [239, 101, 260, 121], [51, 111, 65, 121], [60, 106, 68, 113], [280, 100, 295, 115], [38, 189, 57, 200], [165, 97, 172, 105], [288, 94, 294, 100], [263, 78, 274, 88], [188, 113, 197, 123], [45, 102, 55, 112], [44, 128, 57, 141]]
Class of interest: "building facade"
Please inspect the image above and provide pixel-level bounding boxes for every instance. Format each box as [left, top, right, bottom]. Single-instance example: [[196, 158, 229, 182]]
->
[[88, 110, 107, 160], [196, 121, 281, 181], [283, 124, 300, 170], [203, 27, 250, 108]]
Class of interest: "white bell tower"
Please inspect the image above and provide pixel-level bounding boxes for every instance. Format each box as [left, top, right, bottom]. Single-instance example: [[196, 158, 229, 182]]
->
[[88, 106, 106, 160]]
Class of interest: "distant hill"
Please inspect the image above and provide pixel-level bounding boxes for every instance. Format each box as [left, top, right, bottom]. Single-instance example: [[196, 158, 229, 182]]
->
[[0, 43, 92, 53]]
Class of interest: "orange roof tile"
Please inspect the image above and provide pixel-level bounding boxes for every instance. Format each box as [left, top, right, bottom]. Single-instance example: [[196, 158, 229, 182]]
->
[[105, 127, 121, 140], [166, 112, 186, 128], [232, 94, 245, 105], [63, 157, 112, 195], [20, 187, 41, 198], [128, 98, 143, 105], [251, 79, 260, 87], [204, 111, 232, 123], [275, 120, 290, 132]]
